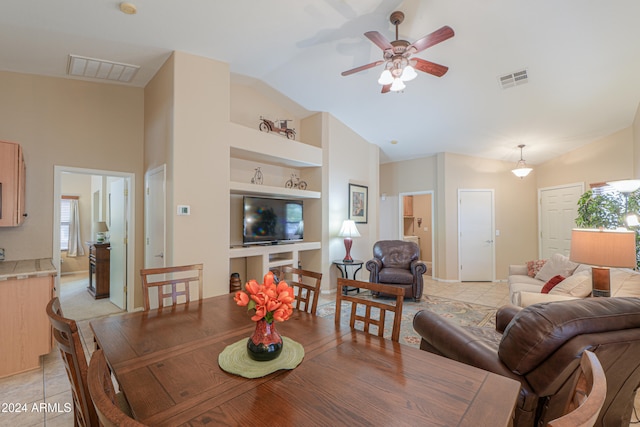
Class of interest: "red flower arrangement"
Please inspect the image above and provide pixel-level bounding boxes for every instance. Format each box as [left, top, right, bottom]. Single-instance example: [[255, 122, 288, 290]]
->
[[234, 271, 295, 323]]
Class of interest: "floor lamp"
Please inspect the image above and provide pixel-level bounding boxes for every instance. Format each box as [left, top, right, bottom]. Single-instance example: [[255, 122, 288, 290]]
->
[[339, 220, 360, 263], [569, 228, 636, 297]]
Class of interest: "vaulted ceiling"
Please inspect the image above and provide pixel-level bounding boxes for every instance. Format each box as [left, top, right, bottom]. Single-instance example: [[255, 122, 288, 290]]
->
[[2, 0, 639, 164]]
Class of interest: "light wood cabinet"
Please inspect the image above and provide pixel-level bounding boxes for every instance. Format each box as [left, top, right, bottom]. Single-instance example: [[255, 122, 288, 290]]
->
[[0, 140, 26, 227], [0, 274, 54, 378], [403, 195, 414, 217]]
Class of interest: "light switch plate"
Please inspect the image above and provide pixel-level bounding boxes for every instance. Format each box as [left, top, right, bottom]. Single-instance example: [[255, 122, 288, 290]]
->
[[177, 205, 191, 216], [0, 248, 5, 261]]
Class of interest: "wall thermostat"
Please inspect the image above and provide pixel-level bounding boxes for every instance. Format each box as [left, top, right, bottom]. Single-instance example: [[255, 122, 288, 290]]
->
[[177, 205, 191, 216]]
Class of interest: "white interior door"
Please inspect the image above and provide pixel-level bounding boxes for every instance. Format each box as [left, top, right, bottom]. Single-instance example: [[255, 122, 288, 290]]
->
[[109, 178, 127, 309], [145, 165, 166, 269], [539, 183, 584, 259], [458, 189, 494, 281]]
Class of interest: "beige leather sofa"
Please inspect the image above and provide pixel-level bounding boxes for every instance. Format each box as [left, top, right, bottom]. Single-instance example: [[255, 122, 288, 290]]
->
[[509, 253, 640, 306]]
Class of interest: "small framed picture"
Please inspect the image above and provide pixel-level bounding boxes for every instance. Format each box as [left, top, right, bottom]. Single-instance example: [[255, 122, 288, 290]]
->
[[348, 183, 368, 224]]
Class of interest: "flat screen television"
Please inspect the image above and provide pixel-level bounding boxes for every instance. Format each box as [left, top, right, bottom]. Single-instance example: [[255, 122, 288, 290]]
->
[[243, 196, 303, 245]]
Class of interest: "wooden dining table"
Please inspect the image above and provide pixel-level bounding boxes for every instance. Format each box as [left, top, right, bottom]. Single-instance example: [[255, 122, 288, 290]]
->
[[90, 294, 521, 426]]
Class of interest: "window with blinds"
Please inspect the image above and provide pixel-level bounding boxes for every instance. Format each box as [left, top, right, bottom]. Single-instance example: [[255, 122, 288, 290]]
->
[[60, 198, 71, 250]]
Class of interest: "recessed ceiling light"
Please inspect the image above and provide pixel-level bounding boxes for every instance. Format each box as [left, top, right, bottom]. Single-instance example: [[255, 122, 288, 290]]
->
[[391, 140, 398, 145], [119, 2, 137, 15]]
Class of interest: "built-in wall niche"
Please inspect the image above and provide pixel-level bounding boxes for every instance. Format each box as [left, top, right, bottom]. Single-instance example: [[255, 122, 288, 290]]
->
[[229, 79, 304, 141], [230, 157, 303, 189]]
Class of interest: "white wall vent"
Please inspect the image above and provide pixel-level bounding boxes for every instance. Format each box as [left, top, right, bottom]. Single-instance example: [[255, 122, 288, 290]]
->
[[498, 69, 528, 89], [67, 55, 140, 83]]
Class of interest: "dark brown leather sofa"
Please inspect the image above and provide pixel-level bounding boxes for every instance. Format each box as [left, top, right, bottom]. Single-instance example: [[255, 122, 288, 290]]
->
[[366, 240, 427, 300], [413, 297, 640, 426]]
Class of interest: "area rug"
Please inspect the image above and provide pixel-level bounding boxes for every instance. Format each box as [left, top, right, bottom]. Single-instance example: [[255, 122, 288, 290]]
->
[[317, 293, 497, 348]]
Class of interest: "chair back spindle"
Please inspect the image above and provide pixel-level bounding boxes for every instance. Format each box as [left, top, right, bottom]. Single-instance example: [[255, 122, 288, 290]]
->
[[140, 264, 203, 311], [336, 278, 404, 342]]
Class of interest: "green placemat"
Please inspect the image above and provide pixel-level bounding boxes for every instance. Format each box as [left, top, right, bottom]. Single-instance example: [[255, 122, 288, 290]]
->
[[218, 337, 305, 378]]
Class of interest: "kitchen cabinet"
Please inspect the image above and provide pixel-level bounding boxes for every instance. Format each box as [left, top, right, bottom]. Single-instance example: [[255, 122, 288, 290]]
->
[[0, 140, 26, 227], [403, 195, 413, 217], [0, 259, 56, 378]]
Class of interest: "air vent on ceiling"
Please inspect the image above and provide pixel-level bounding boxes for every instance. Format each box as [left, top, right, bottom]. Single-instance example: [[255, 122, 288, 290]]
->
[[67, 55, 140, 83], [498, 69, 528, 89]]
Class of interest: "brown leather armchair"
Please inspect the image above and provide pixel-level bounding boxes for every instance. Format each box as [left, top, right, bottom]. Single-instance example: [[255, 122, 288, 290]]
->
[[413, 297, 640, 427], [366, 240, 427, 300]]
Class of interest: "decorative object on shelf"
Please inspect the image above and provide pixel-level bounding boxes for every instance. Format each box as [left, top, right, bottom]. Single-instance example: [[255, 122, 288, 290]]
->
[[233, 271, 295, 361], [338, 220, 360, 263], [341, 10, 454, 94], [250, 167, 263, 185], [348, 183, 368, 223], [258, 116, 296, 140], [569, 228, 636, 297], [285, 173, 307, 190], [512, 144, 533, 178], [229, 272, 242, 293], [95, 221, 109, 243]]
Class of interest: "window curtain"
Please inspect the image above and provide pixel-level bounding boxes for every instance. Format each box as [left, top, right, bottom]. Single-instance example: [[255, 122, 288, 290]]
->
[[67, 199, 85, 257]]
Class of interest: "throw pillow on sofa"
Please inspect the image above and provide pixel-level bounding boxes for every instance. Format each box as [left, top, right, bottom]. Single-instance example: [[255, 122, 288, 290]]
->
[[541, 275, 565, 293], [526, 259, 546, 278], [549, 270, 592, 298], [535, 253, 579, 283]]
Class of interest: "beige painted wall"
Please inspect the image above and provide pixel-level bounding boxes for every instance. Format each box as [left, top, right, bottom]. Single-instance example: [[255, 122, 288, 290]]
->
[[230, 83, 302, 141], [379, 152, 538, 281], [380, 118, 640, 282], [441, 153, 538, 281], [326, 113, 379, 288], [536, 127, 634, 189], [633, 102, 640, 179], [0, 71, 144, 288]]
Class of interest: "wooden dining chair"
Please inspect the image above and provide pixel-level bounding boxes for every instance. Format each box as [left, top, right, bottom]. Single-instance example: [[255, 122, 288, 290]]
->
[[88, 349, 146, 427], [140, 263, 203, 311], [547, 350, 607, 427], [46, 297, 98, 427], [279, 266, 322, 314], [336, 278, 404, 342]]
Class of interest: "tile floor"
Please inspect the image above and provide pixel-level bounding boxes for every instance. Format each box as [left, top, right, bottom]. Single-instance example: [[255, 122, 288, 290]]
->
[[1, 276, 638, 426]]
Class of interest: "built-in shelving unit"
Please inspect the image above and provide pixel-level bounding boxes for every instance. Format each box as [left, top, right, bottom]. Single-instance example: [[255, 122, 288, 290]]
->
[[228, 122, 323, 286]]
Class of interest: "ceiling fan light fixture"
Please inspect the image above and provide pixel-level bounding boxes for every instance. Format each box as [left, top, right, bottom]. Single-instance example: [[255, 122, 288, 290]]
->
[[378, 69, 393, 85], [400, 65, 417, 81], [390, 78, 406, 92], [511, 144, 532, 178]]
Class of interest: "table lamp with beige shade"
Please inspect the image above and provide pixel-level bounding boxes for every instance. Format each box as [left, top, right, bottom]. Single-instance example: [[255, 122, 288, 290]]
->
[[569, 228, 636, 297], [95, 221, 109, 243], [338, 220, 360, 263]]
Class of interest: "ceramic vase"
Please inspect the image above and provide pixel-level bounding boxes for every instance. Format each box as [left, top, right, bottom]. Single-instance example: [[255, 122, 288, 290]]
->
[[247, 318, 283, 361]]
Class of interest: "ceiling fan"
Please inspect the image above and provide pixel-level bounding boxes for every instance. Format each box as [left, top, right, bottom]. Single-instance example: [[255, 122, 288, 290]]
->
[[341, 11, 454, 93]]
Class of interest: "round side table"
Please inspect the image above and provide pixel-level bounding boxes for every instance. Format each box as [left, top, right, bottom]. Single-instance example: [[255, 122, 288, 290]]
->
[[332, 259, 364, 294]]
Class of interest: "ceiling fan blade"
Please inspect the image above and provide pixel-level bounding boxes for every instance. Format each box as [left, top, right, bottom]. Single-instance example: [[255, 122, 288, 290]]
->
[[408, 26, 454, 54], [365, 31, 393, 51], [381, 84, 391, 94], [341, 60, 385, 76], [413, 58, 449, 77]]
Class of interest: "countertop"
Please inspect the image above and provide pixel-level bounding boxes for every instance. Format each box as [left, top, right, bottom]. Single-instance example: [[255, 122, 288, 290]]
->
[[0, 258, 57, 280]]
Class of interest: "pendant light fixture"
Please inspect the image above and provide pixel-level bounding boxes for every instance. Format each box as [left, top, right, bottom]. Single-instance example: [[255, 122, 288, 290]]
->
[[512, 144, 532, 178]]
